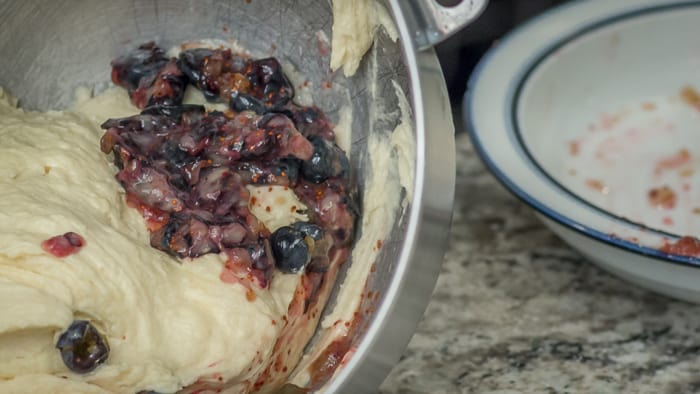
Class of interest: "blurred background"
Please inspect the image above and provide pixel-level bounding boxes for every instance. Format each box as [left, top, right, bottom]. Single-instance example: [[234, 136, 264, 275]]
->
[[434, 0, 567, 129]]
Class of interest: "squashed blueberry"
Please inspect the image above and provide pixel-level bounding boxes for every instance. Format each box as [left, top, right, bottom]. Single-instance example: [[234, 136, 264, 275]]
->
[[230, 91, 266, 114], [55, 320, 109, 374], [301, 136, 349, 183]]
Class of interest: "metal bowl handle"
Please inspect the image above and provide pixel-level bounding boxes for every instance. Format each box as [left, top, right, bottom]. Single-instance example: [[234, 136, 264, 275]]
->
[[393, 0, 488, 50]]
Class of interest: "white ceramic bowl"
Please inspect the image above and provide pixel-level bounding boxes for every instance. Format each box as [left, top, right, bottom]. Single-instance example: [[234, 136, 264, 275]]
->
[[466, 0, 700, 303]]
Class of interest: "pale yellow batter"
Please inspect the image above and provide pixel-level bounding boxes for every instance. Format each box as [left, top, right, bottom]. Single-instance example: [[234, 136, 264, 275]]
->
[[0, 87, 306, 393]]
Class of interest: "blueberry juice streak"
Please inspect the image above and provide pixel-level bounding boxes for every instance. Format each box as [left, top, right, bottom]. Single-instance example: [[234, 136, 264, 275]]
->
[[104, 43, 356, 291]]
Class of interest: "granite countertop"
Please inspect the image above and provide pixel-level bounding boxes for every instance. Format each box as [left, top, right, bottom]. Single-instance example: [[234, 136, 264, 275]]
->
[[379, 133, 700, 394]]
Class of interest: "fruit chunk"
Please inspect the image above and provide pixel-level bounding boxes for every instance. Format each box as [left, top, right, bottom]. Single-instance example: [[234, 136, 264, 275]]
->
[[271, 226, 310, 274], [55, 320, 109, 374], [301, 136, 349, 183], [41, 232, 85, 257]]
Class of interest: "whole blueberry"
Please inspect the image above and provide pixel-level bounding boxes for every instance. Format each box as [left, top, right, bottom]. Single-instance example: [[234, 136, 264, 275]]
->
[[55, 320, 109, 374], [270, 226, 309, 274]]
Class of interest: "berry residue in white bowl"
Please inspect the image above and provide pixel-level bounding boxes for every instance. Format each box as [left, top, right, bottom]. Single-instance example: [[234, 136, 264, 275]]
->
[[467, 0, 700, 303]]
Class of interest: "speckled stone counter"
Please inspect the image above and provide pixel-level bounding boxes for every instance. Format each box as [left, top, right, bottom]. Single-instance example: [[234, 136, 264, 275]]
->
[[379, 133, 700, 394]]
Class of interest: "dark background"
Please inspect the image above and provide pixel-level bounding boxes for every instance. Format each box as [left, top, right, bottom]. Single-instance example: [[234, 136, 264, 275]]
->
[[434, 0, 567, 128]]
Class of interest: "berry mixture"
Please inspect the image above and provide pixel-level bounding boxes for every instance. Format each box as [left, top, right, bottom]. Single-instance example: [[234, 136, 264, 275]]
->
[[50, 41, 357, 384], [102, 43, 355, 290]]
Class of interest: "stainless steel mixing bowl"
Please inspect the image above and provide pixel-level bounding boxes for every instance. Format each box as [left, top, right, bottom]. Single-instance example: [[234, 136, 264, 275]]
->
[[0, 0, 484, 392]]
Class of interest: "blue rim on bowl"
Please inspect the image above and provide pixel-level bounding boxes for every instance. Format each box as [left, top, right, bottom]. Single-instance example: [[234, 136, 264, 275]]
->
[[464, 0, 700, 267]]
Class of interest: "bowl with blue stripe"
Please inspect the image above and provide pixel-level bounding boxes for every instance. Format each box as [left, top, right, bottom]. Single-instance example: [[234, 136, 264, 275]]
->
[[466, 0, 700, 302]]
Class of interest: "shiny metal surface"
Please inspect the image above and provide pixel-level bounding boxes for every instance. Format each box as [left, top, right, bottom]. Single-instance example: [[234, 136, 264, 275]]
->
[[328, 2, 456, 391], [397, 0, 489, 50], [0, 1, 456, 392]]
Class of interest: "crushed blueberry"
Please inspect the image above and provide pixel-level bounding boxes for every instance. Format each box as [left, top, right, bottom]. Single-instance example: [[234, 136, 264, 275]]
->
[[176, 48, 293, 111], [301, 136, 349, 183], [250, 57, 294, 109], [111, 42, 188, 109], [141, 104, 205, 122], [230, 91, 267, 114], [55, 320, 109, 374], [102, 43, 356, 286], [41, 232, 86, 257], [111, 42, 168, 94], [291, 106, 335, 140]]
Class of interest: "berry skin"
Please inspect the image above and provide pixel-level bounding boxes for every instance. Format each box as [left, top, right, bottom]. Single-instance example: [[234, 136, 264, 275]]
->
[[301, 136, 349, 183], [230, 91, 266, 114], [55, 320, 109, 374], [41, 232, 85, 258], [270, 226, 310, 274]]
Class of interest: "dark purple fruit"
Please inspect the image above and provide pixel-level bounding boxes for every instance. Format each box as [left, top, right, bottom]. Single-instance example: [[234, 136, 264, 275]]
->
[[301, 136, 349, 183], [111, 42, 168, 91], [290, 105, 334, 139], [145, 64, 189, 108], [152, 215, 220, 258], [249, 241, 273, 271], [270, 226, 309, 274], [178, 48, 248, 103], [230, 91, 266, 114], [141, 104, 205, 122], [272, 158, 300, 185], [177, 48, 214, 86], [55, 320, 109, 374], [250, 57, 294, 107], [161, 141, 194, 169]]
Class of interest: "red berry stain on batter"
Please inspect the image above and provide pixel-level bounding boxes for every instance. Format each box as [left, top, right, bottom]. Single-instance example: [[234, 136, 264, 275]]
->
[[42, 232, 85, 257]]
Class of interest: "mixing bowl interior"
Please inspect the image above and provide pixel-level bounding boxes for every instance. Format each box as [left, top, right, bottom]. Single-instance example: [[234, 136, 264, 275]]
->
[[0, 0, 415, 390]]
